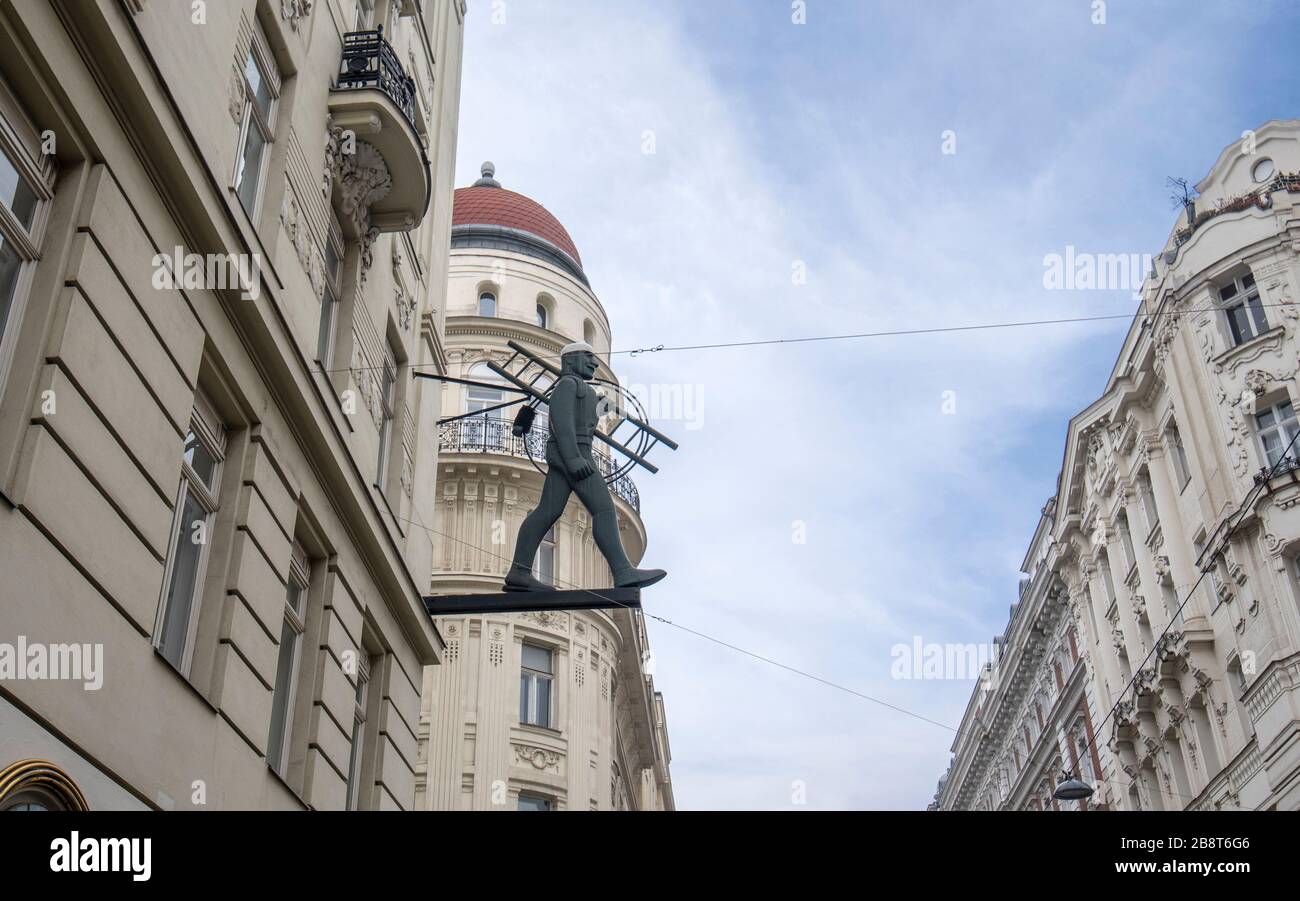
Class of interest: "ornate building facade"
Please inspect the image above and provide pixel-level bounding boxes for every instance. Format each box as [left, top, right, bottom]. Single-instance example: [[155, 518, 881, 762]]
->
[[0, 0, 464, 810], [415, 164, 674, 811], [936, 120, 1300, 811]]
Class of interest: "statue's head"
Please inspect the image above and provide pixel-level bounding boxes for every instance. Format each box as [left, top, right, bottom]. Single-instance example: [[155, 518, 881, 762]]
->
[[559, 341, 599, 379]]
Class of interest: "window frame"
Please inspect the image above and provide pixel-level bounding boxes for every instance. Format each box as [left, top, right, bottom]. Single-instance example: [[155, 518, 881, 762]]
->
[[519, 643, 554, 728], [153, 396, 226, 675], [0, 75, 56, 401], [1167, 423, 1192, 491], [1255, 399, 1299, 469], [345, 653, 372, 810], [232, 25, 280, 219], [354, 0, 376, 29], [1218, 272, 1269, 347], [376, 340, 397, 490], [317, 210, 344, 369], [477, 290, 497, 318], [267, 542, 310, 777], [517, 793, 553, 811], [533, 524, 556, 586]]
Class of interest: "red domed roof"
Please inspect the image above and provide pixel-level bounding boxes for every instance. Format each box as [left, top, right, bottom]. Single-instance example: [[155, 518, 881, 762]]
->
[[452, 183, 582, 267]]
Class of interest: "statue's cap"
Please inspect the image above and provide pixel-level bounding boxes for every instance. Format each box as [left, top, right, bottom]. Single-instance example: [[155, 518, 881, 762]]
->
[[560, 341, 594, 356]]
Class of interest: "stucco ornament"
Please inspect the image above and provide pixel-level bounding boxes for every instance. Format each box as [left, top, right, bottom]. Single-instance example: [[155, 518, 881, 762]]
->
[[280, 0, 312, 30]]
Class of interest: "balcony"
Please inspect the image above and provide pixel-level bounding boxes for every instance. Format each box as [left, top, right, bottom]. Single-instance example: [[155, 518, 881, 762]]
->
[[327, 27, 429, 233], [439, 418, 641, 513], [1253, 455, 1300, 487]]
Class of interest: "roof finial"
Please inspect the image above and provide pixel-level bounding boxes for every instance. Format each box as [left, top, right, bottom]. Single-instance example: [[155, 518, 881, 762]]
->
[[473, 161, 501, 188]]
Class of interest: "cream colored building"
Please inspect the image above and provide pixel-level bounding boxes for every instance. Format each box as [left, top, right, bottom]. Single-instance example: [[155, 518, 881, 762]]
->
[[0, 0, 464, 810], [937, 121, 1300, 811], [415, 164, 674, 811]]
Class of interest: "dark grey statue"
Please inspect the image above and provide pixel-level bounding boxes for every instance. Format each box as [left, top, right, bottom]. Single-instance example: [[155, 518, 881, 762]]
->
[[505, 342, 667, 592]]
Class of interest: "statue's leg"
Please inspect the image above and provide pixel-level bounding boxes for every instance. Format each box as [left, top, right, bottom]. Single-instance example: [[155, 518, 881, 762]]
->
[[572, 466, 666, 589], [508, 467, 572, 575], [571, 472, 631, 573]]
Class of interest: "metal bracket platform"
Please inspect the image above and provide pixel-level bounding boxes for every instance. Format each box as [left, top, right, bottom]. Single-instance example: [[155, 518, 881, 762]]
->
[[423, 588, 641, 616]]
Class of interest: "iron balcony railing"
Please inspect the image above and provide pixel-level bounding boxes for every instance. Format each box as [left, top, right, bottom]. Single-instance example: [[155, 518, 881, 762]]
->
[[439, 417, 641, 512], [1254, 455, 1300, 486], [337, 27, 417, 125]]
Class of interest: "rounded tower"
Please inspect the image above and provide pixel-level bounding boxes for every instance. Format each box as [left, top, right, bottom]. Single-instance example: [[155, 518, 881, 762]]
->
[[417, 164, 672, 811]]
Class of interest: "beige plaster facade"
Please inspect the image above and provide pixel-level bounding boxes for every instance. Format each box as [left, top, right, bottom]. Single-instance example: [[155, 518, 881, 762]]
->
[[0, 0, 465, 810], [937, 121, 1300, 812]]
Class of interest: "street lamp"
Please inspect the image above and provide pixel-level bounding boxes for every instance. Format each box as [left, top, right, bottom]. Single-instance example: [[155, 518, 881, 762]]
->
[[1053, 769, 1095, 802]]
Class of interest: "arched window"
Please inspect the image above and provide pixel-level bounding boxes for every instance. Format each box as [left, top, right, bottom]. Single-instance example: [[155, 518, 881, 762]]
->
[[463, 362, 506, 450], [465, 362, 504, 416], [536, 303, 548, 329], [583, 319, 595, 345], [0, 759, 89, 811], [478, 291, 497, 317]]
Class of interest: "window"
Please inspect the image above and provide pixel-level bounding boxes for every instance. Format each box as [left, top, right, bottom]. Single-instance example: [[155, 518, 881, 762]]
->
[[1193, 532, 1220, 606], [233, 27, 279, 217], [1117, 510, 1136, 572], [517, 794, 552, 811], [464, 362, 504, 417], [1137, 471, 1159, 533], [317, 211, 344, 367], [354, 0, 375, 29], [583, 319, 595, 345], [536, 302, 548, 329], [376, 340, 397, 489], [155, 399, 225, 673], [1256, 400, 1299, 468], [1219, 272, 1268, 346], [533, 525, 556, 585], [1167, 423, 1191, 490], [477, 291, 497, 317], [345, 655, 371, 810], [461, 362, 506, 449], [0, 78, 54, 393], [267, 543, 309, 776], [519, 644, 553, 727]]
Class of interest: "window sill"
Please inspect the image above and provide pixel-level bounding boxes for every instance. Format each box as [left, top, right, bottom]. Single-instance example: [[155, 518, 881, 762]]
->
[[1213, 324, 1285, 370], [517, 721, 563, 738]]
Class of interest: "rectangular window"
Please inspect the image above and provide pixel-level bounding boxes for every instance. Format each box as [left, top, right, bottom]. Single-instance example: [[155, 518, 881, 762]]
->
[[317, 212, 343, 368], [1167, 424, 1192, 490], [234, 27, 279, 217], [533, 525, 556, 586], [517, 794, 552, 811], [376, 341, 397, 489], [0, 78, 54, 393], [1193, 532, 1220, 607], [1220, 272, 1269, 346], [354, 0, 375, 29], [155, 399, 225, 673], [267, 542, 309, 776], [1136, 471, 1159, 534], [1117, 511, 1137, 573], [1256, 400, 1299, 468], [346, 655, 372, 810], [519, 644, 553, 727]]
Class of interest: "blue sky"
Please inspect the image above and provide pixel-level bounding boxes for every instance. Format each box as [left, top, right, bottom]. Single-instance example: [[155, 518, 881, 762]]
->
[[453, 0, 1300, 808]]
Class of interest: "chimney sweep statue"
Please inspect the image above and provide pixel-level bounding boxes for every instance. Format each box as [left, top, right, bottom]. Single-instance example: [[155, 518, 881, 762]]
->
[[505, 341, 667, 592]]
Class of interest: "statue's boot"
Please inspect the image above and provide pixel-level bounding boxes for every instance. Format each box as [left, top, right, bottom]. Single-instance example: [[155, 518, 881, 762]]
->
[[504, 565, 553, 592], [613, 566, 667, 589]]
